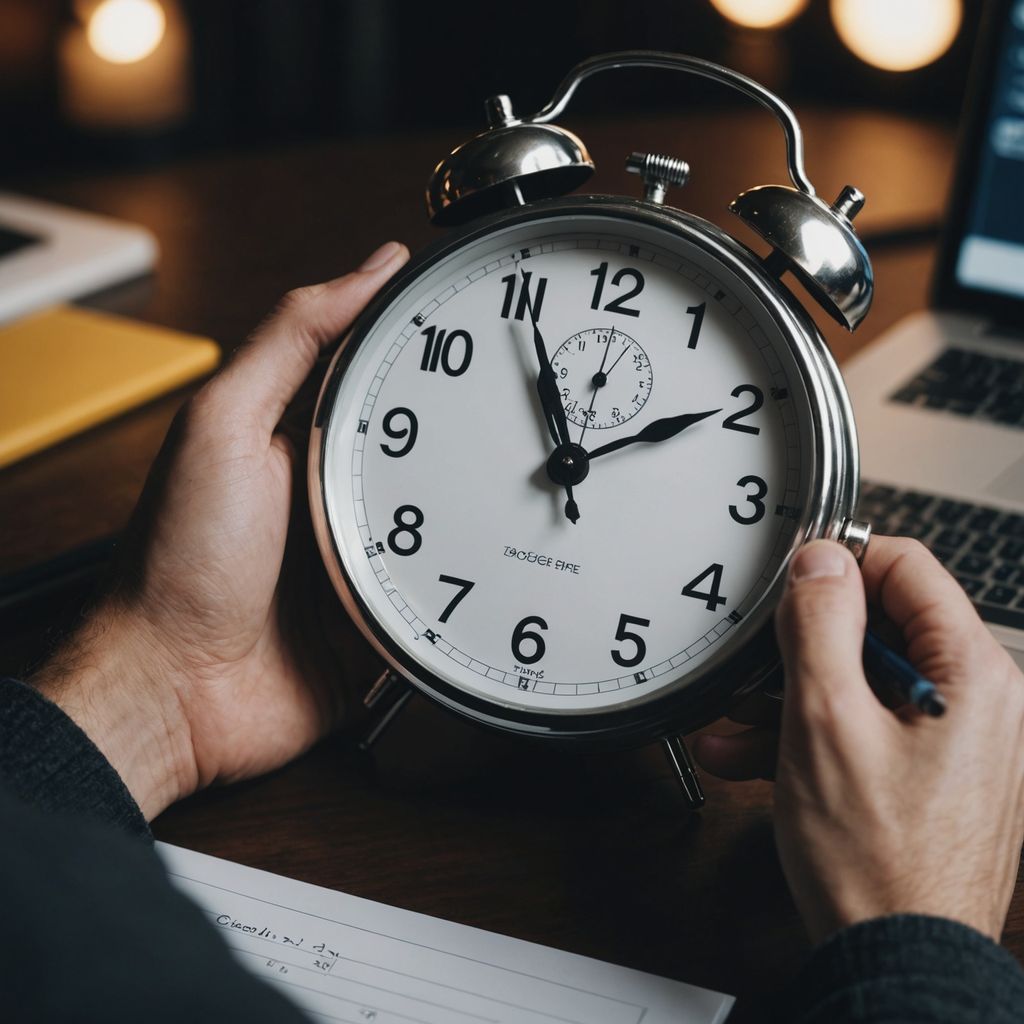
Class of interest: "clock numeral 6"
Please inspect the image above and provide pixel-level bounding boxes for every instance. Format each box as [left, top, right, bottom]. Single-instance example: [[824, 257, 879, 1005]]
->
[[511, 616, 548, 665], [420, 325, 473, 376], [681, 563, 728, 612], [729, 475, 768, 525], [379, 407, 418, 458], [722, 385, 764, 435], [589, 261, 644, 318], [386, 505, 423, 556], [500, 271, 547, 322], [611, 614, 650, 668]]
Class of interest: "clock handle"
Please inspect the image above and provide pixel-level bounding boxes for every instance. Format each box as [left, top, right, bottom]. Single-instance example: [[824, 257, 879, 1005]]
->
[[662, 735, 706, 811], [526, 50, 814, 196]]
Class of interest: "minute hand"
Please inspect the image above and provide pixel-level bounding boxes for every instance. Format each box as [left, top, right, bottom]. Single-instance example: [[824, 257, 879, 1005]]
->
[[587, 409, 721, 460]]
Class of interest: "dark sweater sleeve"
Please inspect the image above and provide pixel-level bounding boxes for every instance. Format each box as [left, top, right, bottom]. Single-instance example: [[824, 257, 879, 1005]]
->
[[790, 913, 1024, 1023], [0, 676, 310, 1023]]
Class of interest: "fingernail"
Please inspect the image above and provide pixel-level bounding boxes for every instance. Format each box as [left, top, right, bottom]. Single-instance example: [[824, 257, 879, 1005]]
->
[[359, 240, 402, 271], [789, 541, 850, 584]]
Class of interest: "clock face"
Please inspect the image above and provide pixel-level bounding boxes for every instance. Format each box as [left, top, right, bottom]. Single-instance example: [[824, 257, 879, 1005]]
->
[[317, 209, 814, 720]]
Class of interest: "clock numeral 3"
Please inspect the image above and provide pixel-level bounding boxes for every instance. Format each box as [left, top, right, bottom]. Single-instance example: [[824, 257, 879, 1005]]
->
[[386, 505, 423, 556], [511, 616, 548, 665], [379, 407, 418, 458], [500, 271, 547, 321], [681, 563, 728, 611], [611, 614, 650, 668], [685, 302, 706, 349], [437, 575, 475, 623], [729, 475, 768, 525], [420, 325, 473, 376], [722, 385, 764, 435], [589, 261, 644, 317]]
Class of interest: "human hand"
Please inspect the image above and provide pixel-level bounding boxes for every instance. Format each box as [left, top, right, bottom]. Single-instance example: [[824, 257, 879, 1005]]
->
[[694, 536, 1024, 943], [33, 241, 410, 820]]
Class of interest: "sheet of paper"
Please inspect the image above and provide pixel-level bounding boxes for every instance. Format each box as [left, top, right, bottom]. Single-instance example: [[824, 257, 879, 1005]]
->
[[157, 842, 733, 1024]]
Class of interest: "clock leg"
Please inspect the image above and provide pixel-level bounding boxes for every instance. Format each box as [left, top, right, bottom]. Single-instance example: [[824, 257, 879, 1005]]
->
[[662, 735, 706, 810], [358, 669, 414, 751]]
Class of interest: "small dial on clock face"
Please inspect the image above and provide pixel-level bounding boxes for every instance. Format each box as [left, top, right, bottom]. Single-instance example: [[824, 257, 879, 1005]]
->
[[318, 210, 813, 720], [551, 328, 653, 430]]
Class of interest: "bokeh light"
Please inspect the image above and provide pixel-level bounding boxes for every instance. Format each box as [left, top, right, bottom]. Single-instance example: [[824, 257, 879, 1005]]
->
[[708, 0, 809, 30], [831, 0, 962, 72], [87, 0, 166, 65]]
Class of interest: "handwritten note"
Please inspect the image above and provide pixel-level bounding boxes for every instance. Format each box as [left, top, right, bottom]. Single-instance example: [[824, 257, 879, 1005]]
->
[[157, 842, 733, 1024]]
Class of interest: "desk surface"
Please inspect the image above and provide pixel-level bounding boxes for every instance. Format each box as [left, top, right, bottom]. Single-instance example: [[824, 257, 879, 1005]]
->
[[5, 108, 1019, 1020]]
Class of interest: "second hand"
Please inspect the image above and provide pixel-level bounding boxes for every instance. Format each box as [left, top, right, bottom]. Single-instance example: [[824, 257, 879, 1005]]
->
[[578, 326, 615, 449]]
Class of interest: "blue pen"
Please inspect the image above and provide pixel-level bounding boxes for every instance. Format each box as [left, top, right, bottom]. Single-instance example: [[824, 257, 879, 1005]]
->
[[863, 628, 947, 717]]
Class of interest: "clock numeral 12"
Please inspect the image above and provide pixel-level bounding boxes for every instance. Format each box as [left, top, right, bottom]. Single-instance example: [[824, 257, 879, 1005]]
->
[[500, 271, 547, 321], [611, 614, 650, 668], [589, 261, 644, 317], [420, 325, 473, 376], [681, 563, 728, 611]]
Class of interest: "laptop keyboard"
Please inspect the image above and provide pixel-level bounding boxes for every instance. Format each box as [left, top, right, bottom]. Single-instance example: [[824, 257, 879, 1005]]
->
[[889, 347, 1024, 428], [858, 482, 1024, 632]]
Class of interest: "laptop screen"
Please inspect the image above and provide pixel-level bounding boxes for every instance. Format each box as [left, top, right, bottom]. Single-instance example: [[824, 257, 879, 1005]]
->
[[936, 0, 1024, 323]]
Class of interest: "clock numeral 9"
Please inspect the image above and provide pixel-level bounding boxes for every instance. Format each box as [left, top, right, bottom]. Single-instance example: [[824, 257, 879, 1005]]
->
[[511, 616, 548, 665], [589, 261, 644, 318], [386, 505, 423, 556], [611, 614, 650, 668], [729, 475, 768, 525], [379, 407, 418, 458], [420, 325, 473, 376], [500, 271, 547, 322], [681, 563, 728, 612], [722, 385, 764, 435]]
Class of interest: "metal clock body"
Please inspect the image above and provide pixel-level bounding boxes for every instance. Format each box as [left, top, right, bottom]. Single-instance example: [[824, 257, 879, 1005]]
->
[[309, 53, 875, 786], [310, 197, 861, 745]]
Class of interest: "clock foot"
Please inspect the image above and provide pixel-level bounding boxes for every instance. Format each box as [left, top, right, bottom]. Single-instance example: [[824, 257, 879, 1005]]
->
[[359, 669, 413, 751], [662, 735, 706, 810]]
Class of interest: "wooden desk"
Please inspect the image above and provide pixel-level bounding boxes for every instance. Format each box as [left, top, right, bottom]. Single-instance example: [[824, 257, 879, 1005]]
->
[[6, 109, 1011, 1021]]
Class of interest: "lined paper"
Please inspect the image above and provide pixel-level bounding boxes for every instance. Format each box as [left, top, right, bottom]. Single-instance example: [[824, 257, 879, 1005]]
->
[[157, 842, 733, 1024]]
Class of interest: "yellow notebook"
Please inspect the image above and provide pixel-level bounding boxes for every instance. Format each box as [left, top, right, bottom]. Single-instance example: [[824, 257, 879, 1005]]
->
[[0, 305, 220, 468]]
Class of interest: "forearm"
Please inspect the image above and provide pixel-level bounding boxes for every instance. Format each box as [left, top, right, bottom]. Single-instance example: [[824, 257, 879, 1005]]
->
[[790, 915, 1024, 1023], [29, 600, 198, 820]]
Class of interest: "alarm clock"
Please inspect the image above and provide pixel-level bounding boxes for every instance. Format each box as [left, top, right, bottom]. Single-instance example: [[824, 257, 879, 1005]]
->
[[309, 52, 874, 806]]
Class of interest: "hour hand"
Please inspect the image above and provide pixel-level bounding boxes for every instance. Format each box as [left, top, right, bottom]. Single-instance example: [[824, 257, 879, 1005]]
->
[[587, 409, 721, 460]]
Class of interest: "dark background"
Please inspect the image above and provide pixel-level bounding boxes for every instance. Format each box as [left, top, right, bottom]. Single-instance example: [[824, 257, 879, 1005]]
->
[[2, 0, 985, 180]]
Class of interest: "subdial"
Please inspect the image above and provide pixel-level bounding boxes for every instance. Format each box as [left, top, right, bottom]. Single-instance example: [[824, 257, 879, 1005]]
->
[[551, 328, 653, 430]]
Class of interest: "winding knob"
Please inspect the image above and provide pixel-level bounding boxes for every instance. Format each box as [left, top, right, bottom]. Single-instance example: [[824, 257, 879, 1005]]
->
[[626, 151, 690, 206]]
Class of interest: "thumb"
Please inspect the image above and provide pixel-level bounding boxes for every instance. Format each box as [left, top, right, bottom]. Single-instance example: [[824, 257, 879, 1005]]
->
[[775, 540, 879, 731], [216, 240, 409, 434]]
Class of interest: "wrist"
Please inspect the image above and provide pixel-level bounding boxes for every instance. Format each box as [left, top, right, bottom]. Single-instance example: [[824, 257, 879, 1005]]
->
[[32, 601, 199, 820]]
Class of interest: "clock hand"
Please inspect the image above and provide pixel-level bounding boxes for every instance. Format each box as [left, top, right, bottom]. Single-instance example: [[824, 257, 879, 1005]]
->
[[578, 326, 615, 448], [520, 268, 581, 523], [587, 408, 721, 460]]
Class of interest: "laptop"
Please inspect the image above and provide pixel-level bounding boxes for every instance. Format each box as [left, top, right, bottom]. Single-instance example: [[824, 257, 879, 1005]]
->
[[844, 0, 1024, 671]]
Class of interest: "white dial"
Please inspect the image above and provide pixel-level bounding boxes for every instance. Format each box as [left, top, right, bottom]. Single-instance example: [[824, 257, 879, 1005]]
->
[[319, 210, 811, 719]]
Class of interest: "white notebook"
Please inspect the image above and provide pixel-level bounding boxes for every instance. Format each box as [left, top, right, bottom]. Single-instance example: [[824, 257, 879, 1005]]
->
[[157, 842, 734, 1024]]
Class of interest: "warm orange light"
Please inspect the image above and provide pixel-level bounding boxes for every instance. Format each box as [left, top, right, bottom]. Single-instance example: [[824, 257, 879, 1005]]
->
[[708, 0, 809, 30], [87, 0, 166, 65], [831, 0, 961, 72]]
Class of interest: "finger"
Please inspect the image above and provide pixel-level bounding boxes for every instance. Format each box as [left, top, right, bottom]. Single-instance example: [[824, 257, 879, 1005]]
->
[[693, 728, 778, 781], [726, 688, 783, 728], [775, 540, 882, 735], [859, 535, 1001, 691], [215, 241, 409, 433]]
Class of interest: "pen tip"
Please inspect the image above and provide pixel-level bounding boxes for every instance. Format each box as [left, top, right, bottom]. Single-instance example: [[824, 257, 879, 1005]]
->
[[921, 691, 947, 718]]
